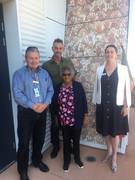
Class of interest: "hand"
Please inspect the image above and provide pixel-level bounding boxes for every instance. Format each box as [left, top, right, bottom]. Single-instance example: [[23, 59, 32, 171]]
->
[[32, 104, 40, 113], [121, 106, 129, 117], [37, 103, 48, 113], [32, 103, 48, 113], [40, 104, 48, 111], [130, 81, 135, 92], [83, 114, 89, 128]]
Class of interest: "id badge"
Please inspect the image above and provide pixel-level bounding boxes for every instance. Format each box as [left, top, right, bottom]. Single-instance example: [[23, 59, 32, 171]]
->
[[33, 80, 39, 84], [34, 88, 40, 97], [102, 73, 106, 76]]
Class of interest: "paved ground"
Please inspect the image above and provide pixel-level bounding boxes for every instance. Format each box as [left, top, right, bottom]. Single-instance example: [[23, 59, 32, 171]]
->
[[0, 108, 135, 180]]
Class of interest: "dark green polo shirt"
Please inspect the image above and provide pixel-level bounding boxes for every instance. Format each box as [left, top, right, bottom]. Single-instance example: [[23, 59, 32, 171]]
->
[[42, 57, 76, 87]]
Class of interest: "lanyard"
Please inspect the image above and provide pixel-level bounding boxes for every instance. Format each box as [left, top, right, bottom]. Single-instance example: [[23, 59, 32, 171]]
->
[[31, 71, 42, 100], [31, 71, 39, 84]]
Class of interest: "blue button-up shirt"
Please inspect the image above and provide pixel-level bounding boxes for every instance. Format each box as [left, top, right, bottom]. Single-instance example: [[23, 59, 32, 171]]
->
[[12, 66, 54, 109]]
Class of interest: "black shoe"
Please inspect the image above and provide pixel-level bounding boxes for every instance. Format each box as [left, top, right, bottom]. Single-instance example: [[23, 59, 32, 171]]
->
[[20, 173, 30, 180], [63, 163, 69, 172], [75, 160, 84, 168], [33, 161, 49, 172], [50, 148, 59, 159]]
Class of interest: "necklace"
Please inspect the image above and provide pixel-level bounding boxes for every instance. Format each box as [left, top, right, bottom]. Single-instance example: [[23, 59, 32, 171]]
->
[[105, 63, 117, 77]]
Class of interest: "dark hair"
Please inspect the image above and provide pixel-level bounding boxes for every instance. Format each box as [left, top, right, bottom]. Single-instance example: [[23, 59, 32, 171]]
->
[[25, 46, 40, 58], [53, 38, 63, 44], [105, 44, 118, 54]]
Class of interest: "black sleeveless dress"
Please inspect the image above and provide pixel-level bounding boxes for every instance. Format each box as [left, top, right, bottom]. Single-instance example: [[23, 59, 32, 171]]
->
[[96, 67, 129, 137]]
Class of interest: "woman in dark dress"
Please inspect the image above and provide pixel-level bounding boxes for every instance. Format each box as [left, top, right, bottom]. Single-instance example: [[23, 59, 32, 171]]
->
[[93, 45, 131, 172], [53, 67, 88, 172]]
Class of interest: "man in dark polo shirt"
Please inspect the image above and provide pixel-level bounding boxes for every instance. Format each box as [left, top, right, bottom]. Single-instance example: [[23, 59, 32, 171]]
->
[[42, 38, 76, 158]]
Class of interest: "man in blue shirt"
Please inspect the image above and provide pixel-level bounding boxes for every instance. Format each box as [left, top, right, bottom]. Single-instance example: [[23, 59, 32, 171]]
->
[[12, 47, 54, 180]]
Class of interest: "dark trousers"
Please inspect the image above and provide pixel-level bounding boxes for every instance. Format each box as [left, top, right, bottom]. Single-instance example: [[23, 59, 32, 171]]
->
[[50, 103, 60, 151], [17, 106, 46, 174], [62, 126, 82, 165]]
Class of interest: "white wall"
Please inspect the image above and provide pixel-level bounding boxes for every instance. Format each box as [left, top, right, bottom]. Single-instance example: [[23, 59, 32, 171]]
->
[[44, 0, 66, 60], [18, 0, 47, 63], [3, 0, 22, 147], [3, 0, 66, 150]]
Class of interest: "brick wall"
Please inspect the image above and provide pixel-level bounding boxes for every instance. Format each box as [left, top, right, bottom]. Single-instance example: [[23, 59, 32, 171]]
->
[[64, 0, 129, 146]]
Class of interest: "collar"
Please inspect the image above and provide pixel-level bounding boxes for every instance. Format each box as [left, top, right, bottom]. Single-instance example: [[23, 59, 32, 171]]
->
[[51, 56, 63, 63], [25, 66, 41, 73]]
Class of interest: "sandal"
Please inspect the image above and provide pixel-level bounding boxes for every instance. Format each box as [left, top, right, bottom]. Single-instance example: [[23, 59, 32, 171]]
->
[[111, 163, 117, 173]]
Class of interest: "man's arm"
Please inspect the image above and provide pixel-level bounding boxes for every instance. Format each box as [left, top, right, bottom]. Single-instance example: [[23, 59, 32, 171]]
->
[[12, 71, 34, 109], [44, 72, 54, 105]]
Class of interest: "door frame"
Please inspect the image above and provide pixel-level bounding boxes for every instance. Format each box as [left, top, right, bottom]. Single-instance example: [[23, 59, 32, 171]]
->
[[0, 3, 16, 173]]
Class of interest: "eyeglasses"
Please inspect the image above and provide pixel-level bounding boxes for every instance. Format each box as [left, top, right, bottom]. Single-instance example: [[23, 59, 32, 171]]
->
[[63, 73, 71, 77]]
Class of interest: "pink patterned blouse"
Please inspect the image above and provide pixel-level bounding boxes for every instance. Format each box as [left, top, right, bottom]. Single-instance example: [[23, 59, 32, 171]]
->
[[58, 85, 75, 126]]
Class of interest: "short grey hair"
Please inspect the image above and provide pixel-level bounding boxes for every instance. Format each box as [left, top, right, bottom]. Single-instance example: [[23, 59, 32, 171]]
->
[[25, 46, 40, 58]]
